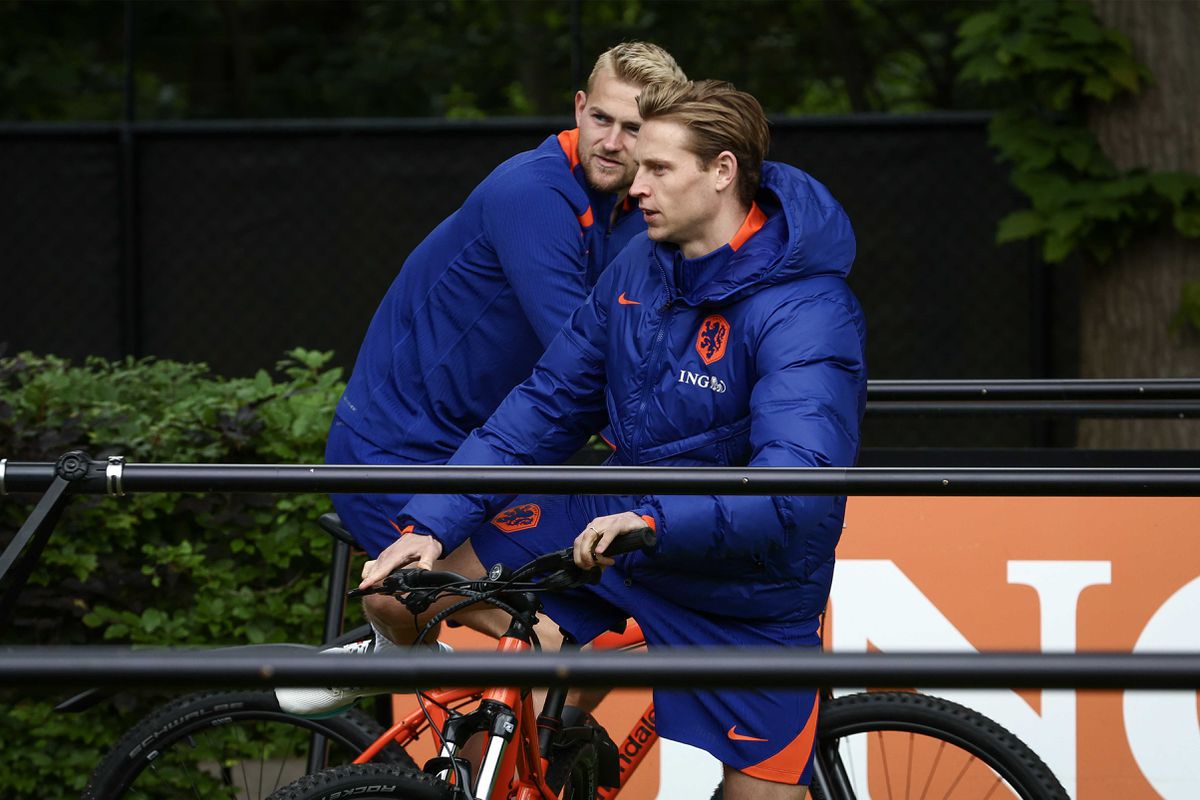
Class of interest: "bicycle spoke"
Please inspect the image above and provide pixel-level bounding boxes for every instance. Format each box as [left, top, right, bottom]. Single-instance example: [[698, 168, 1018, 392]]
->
[[876, 730, 895, 798], [938, 747, 973, 799], [905, 732, 913, 800], [916, 738, 945, 798], [831, 729, 1030, 800]]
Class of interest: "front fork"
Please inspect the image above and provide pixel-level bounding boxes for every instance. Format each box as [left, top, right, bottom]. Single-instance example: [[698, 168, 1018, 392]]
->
[[811, 738, 857, 800], [432, 696, 520, 797], [434, 625, 565, 800]]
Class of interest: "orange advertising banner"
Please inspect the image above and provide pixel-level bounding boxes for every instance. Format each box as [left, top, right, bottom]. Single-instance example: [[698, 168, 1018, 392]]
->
[[400, 496, 1200, 799]]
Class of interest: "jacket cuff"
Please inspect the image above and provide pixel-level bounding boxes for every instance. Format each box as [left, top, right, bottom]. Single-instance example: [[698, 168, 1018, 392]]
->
[[633, 502, 665, 554]]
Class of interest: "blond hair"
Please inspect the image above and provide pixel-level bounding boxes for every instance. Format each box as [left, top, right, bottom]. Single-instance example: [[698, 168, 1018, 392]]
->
[[587, 41, 686, 93], [637, 80, 769, 206]]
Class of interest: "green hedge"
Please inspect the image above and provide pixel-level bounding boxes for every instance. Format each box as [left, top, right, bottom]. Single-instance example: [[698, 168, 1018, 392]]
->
[[0, 348, 351, 798]]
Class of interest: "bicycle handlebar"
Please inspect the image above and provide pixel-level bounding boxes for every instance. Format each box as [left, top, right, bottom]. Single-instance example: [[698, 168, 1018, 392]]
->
[[598, 525, 657, 556], [347, 526, 657, 602]]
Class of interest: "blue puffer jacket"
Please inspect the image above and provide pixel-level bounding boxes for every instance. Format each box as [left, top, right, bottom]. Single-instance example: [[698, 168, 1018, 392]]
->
[[334, 131, 643, 463], [400, 162, 867, 623]]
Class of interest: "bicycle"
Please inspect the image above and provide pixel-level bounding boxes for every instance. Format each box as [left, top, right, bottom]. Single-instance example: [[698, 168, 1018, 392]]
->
[[82, 519, 1068, 800], [259, 528, 1068, 800]]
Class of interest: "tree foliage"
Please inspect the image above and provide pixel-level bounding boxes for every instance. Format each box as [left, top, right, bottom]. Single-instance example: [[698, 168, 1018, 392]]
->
[[0, 0, 988, 121], [955, 0, 1200, 326], [0, 348, 349, 797]]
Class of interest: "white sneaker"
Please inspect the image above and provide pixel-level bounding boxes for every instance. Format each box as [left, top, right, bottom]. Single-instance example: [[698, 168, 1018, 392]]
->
[[275, 637, 452, 718]]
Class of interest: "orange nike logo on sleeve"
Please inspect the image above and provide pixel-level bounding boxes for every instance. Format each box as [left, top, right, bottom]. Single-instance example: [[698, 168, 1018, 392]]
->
[[727, 726, 769, 742], [618, 292, 641, 305]]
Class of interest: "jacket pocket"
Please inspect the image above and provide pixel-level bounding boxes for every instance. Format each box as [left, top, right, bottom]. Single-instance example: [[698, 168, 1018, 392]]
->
[[638, 416, 751, 466]]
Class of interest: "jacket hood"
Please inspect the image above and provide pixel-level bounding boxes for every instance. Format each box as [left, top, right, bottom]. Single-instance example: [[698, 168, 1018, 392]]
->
[[665, 161, 857, 306]]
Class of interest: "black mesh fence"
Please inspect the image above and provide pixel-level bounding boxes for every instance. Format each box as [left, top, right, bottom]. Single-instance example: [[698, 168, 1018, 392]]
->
[[0, 130, 125, 360], [0, 115, 1078, 448]]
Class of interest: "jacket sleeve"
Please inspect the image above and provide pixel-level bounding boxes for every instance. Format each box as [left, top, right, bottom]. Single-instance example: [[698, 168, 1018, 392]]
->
[[396, 276, 613, 553], [483, 177, 592, 347], [633, 294, 866, 562]]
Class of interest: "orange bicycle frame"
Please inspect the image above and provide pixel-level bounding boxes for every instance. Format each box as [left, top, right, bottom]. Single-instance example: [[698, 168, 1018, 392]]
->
[[356, 620, 657, 799]]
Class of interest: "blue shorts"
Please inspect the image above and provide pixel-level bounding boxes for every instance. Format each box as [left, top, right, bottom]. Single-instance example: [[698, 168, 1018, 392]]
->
[[471, 493, 822, 785], [325, 420, 416, 558]]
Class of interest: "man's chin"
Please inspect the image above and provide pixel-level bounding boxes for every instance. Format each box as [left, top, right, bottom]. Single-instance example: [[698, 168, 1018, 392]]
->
[[583, 165, 633, 195]]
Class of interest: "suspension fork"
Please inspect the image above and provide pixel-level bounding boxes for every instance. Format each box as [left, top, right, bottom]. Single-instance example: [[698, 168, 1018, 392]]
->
[[470, 631, 537, 799]]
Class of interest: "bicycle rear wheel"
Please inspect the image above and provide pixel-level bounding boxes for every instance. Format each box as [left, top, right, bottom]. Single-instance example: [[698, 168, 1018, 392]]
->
[[84, 690, 413, 800], [811, 691, 1068, 800]]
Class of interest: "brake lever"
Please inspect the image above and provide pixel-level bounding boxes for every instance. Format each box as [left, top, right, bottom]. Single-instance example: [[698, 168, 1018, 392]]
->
[[346, 568, 415, 600]]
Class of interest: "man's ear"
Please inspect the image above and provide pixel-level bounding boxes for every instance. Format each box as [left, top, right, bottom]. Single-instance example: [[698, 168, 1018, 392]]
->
[[574, 90, 588, 127], [713, 151, 738, 193]]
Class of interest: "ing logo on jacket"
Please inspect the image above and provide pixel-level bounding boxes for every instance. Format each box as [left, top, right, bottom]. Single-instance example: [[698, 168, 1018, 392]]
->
[[491, 503, 542, 533], [696, 314, 730, 365]]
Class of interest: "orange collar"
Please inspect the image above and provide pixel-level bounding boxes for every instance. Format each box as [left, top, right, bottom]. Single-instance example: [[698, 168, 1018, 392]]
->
[[557, 129, 581, 170], [729, 203, 767, 251]]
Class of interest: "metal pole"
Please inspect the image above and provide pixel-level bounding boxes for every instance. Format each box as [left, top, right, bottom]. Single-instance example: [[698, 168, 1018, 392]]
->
[[0, 648, 1196, 690], [867, 378, 1200, 401], [4, 462, 1200, 497]]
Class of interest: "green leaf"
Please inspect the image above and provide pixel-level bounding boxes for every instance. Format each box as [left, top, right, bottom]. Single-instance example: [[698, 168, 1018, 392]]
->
[[103, 623, 129, 639], [1171, 281, 1200, 334], [1081, 74, 1115, 101], [1058, 11, 1103, 45], [1151, 172, 1200, 205], [958, 11, 1001, 39], [1107, 65, 1141, 93], [1058, 138, 1094, 171], [996, 210, 1045, 242], [1042, 231, 1075, 262], [1173, 207, 1200, 238], [142, 608, 167, 632]]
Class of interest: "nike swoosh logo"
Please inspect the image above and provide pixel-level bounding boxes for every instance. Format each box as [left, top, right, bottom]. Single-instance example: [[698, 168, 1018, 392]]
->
[[618, 292, 641, 305], [727, 726, 768, 742]]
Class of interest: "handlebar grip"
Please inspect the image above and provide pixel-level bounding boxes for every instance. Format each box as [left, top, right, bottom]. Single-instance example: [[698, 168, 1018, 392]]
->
[[389, 568, 470, 589], [602, 526, 657, 556], [346, 567, 472, 599]]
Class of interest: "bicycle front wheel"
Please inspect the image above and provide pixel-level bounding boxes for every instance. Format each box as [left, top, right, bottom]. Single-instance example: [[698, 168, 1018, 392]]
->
[[266, 764, 457, 800], [813, 691, 1068, 800], [84, 690, 413, 800]]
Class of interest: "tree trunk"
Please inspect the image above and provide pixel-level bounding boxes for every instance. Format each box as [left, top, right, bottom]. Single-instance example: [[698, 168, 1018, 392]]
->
[[1080, 0, 1200, 449]]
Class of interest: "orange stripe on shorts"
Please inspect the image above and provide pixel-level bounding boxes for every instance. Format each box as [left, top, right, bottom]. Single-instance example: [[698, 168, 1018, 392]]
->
[[739, 694, 820, 784]]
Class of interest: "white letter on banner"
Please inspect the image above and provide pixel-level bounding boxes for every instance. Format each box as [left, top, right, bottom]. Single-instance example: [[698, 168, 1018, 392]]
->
[[1123, 577, 1200, 800], [830, 560, 1108, 798], [1008, 560, 1112, 798]]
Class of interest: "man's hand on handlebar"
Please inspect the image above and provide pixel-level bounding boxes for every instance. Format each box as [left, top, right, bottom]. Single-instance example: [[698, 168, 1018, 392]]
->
[[574, 511, 651, 570], [360, 530, 444, 589]]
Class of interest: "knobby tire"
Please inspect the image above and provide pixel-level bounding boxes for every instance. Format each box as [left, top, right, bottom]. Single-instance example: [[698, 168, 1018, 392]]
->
[[84, 689, 413, 800], [713, 691, 1068, 800], [264, 764, 457, 800]]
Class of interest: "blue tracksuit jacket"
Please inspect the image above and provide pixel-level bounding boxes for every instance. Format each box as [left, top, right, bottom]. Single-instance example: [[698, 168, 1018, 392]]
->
[[333, 130, 644, 462], [401, 162, 867, 622]]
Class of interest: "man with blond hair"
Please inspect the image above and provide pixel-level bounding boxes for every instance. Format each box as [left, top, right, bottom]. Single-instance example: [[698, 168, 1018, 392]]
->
[[326, 42, 684, 560], [369, 79, 867, 798]]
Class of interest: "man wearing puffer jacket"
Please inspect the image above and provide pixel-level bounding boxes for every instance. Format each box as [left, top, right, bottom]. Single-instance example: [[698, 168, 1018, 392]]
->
[[364, 80, 867, 799]]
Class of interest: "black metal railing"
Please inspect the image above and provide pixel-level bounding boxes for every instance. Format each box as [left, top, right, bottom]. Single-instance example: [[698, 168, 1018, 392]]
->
[[0, 647, 1196, 690], [3, 373, 1198, 691]]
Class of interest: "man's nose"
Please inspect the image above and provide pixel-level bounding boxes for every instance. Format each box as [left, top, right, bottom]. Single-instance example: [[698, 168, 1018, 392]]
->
[[630, 171, 648, 197], [602, 125, 625, 151]]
